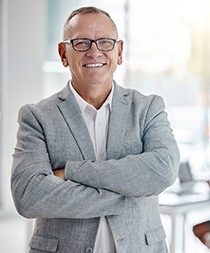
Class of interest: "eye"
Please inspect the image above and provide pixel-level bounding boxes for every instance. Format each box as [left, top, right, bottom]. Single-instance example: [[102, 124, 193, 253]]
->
[[74, 40, 90, 47], [98, 39, 113, 46]]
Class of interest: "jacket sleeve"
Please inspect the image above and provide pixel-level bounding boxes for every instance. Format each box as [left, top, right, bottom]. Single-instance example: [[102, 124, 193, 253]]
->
[[11, 105, 125, 219], [64, 95, 180, 197]]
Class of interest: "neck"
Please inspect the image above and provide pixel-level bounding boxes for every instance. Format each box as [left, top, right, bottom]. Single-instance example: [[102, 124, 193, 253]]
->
[[71, 81, 112, 109]]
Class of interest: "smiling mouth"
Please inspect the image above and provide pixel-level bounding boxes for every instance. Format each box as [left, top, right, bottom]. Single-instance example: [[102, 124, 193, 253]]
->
[[83, 63, 105, 68]]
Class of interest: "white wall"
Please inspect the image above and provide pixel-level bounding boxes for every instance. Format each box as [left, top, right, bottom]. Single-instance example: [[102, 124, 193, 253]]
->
[[1, 0, 46, 213]]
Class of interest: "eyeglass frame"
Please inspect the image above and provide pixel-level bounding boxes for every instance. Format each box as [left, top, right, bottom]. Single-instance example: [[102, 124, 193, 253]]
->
[[63, 38, 118, 52]]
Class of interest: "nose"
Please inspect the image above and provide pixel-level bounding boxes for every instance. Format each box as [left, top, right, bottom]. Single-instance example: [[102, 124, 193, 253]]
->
[[86, 41, 102, 57]]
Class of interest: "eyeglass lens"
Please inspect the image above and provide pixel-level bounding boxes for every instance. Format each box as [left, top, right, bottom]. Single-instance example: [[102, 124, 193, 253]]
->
[[72, 38, 116, 51]]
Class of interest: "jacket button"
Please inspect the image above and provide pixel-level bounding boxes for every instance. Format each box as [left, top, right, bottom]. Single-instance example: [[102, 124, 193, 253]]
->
[[85, 246, 93, 253]]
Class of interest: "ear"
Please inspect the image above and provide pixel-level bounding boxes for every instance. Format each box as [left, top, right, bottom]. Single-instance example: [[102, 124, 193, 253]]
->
[[117, 40, 123, 65], [58, 42, 69, 67]]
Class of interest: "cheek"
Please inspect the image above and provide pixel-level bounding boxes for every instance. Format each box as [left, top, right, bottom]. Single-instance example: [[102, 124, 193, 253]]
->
[[111, 50, 122, 65], [111, 56, 120, 69], [67, 55, 81, 70]]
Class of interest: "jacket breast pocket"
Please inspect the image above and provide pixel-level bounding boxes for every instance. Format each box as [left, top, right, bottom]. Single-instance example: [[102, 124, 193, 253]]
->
[[145, 227, 166, 245], [29, 235, 59, 252]]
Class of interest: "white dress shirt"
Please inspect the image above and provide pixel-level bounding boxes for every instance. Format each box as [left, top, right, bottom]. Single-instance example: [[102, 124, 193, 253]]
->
[[69, 82, 116, 253]]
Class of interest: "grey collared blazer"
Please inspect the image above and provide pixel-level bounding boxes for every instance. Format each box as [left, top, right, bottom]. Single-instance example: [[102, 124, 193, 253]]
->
[[11, 82, 180, 253]]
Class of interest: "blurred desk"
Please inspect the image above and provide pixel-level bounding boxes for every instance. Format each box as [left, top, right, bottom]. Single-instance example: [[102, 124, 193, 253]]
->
[[159, 188, 210, 253]]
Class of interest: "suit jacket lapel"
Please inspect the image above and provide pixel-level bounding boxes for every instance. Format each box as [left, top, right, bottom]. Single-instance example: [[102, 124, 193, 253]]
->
[[106, 83, 131, 160], [57, 84, 96, 160], [56, 83, 130, 161]]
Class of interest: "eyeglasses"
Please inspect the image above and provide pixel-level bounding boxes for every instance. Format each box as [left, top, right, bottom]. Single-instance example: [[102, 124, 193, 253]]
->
[[63, 38, 117, 52]]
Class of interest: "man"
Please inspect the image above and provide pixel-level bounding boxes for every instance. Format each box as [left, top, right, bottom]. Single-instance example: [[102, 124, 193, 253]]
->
[[11, 6, 180, 253]]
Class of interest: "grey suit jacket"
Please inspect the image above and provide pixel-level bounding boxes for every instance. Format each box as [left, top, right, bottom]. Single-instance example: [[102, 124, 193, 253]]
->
[[11, 82, 180, 253]]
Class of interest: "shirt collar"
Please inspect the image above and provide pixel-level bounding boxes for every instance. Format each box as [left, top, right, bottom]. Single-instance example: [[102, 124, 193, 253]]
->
[[69, 81, 114, 113]]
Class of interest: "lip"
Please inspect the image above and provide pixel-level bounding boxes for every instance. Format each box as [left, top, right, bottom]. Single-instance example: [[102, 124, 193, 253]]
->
[[83, 63, 106, 68]]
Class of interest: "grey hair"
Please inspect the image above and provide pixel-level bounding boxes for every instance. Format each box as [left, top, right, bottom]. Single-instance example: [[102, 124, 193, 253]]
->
[[63, 6, 118, 39]]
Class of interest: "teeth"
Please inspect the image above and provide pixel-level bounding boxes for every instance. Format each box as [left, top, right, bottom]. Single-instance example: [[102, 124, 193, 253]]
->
[[85, 63, 104, 68]]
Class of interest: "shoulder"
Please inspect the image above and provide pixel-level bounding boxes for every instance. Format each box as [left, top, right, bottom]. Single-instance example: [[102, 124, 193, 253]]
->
[[17, 86, 68, 124], [19, 92, 58, 115], [114, 83, 165, 109], [18, 83, 70, 116]]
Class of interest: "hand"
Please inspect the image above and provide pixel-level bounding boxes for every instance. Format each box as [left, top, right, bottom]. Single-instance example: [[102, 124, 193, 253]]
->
[[53, 168, 65, 180]]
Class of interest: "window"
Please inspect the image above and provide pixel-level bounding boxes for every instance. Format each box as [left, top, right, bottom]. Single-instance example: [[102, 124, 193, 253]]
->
[[44, 0, 210, 177]]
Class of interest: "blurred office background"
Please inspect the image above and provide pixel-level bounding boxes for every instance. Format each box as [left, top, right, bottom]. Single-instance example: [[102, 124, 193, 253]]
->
[[1, 0, 210, 252]]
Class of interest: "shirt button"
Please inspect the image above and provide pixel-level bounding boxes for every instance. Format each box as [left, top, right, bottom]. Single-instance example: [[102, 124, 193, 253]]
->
[[85, 246, 93, 253]]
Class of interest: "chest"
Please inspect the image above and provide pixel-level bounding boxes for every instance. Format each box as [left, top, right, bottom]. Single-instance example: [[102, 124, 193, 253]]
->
[[43, 107, 144, 169]]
